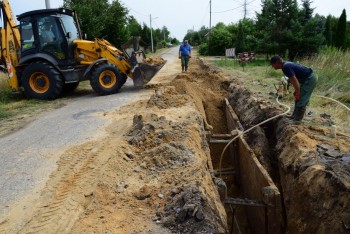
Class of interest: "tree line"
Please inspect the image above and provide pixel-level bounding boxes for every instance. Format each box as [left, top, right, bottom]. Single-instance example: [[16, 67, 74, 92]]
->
[[63, 0, 348, 58], [184, 0, 349, 59], [63, 0, 179, 51]]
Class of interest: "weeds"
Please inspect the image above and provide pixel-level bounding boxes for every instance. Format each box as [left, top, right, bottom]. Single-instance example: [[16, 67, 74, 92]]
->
[[301, 47, 350, 103], [208, 49, 350, 131]]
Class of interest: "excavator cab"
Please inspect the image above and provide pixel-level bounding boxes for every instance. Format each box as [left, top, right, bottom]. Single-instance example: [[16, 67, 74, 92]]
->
[[18, 8, 79, 65]]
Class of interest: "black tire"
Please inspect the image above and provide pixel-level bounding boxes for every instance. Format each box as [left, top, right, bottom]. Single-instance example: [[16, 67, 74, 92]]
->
[[90, 63, 125, 95], [62, 82, 79, 93], [22, 61, 63, 100], [120, 74, 128, 86]]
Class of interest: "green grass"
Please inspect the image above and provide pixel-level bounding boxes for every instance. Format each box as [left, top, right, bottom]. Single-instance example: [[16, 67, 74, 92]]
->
[[0, 72, 61, 121], [207, 50, 350, 132]]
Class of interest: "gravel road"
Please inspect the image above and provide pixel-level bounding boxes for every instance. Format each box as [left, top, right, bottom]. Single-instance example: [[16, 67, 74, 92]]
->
[[0, 47, 179, 220]]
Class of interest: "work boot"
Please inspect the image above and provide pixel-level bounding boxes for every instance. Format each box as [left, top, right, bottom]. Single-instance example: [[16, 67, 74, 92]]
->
[[181, 65, 184, 72], [288, 101, 298, 119], [293, 106, 306, 124]]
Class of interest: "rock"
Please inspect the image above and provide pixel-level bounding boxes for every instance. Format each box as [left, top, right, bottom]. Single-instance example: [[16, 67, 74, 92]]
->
[[317, 144, 335, 151], [325, 149, 342, 158], [133, 166, 142, 172], [134, 185, 152, 200], [158, 193, 164, 199], [195, 209, 205, 221], [126, 152, 135, 159]]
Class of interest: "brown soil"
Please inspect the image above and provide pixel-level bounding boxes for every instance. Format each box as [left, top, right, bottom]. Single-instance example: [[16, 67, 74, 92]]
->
[[143, 56, 166, 65], [1, 57, 349, 234]]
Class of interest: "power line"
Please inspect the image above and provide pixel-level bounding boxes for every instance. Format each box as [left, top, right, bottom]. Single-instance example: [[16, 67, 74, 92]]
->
[[119, 0, 148, 18], [212, 0, 257, 14]]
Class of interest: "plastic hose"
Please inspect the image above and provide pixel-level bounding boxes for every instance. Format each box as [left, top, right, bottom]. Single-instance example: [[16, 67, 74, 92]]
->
[[219, 97, 291, 178], [315, 95, 350, 112]]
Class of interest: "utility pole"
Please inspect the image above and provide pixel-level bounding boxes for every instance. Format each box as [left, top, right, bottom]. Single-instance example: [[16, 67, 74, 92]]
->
[[150, 14, 154, 53], [209, 0, 212, 53], [209, 0, 212, 31], [45, 0, 51, 9], [243, 0, 247, 19]]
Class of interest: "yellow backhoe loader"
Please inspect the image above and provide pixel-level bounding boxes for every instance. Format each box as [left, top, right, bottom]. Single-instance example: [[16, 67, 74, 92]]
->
[[0, 0, 165, 99]]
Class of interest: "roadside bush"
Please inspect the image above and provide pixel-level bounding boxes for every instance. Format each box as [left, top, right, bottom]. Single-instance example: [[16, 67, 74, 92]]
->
[[198, 43, 209, 56]]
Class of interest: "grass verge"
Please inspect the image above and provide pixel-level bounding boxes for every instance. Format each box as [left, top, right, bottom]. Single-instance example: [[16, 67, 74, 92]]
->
[[207, 50, 350, 133]]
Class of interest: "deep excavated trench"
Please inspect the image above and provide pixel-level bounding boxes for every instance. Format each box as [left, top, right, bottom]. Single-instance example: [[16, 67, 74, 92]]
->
[[167, 59, 350, 234]]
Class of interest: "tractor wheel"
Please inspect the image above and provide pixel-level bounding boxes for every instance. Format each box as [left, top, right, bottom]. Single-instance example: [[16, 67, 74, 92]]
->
[[90, 63, 124, 95], [120, 74, 128, 87], [22, 61, 63, 100]]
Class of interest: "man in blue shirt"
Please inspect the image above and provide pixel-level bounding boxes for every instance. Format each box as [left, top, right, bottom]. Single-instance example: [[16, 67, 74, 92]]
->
[[271, 56, 317, 123], [179, 40, 192, 72]]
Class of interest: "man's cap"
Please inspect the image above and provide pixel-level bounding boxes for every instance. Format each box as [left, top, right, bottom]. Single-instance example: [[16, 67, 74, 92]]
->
[[184, 40, 188, 43], [270, 55, 282, 64]]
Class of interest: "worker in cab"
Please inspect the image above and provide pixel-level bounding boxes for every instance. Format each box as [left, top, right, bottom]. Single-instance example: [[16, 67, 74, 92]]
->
[[270, 56, 317, 123], [41, 21, 55, 43]]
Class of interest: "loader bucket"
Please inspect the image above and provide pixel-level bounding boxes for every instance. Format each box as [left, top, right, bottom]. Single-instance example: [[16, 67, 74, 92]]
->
[[132, 60, 166, 87]]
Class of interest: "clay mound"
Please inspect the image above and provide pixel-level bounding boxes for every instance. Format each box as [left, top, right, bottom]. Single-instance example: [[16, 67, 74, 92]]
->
[[143, 56, 166, 65]]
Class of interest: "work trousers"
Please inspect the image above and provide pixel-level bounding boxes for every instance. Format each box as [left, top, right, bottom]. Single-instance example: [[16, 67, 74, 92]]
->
[[292, 72, 318, 117], [296, 72, 318, 108], [181, 55, 190, 71]]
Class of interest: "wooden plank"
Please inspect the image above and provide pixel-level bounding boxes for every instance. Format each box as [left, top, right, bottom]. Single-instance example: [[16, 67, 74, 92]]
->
[[224, 100, 284, 234]]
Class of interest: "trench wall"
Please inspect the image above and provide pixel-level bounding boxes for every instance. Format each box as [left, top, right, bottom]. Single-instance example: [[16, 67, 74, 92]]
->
[[224, 99, 284, 234]]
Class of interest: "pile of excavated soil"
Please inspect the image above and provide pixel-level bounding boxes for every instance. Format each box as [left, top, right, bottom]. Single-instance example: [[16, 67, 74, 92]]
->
[[143, 56, 166, 65]]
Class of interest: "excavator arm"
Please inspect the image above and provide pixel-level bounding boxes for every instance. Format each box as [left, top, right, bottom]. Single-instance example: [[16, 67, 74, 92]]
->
[[74, 38, 133, 77], [0, 0, 21, 91], [74, 38, 166, 87]]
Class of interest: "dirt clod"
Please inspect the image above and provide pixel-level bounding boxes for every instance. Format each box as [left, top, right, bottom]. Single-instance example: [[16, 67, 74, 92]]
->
[[143, 56, 166, 65]]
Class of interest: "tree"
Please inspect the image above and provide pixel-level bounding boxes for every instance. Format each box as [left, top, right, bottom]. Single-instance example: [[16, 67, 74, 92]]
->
[[63, 0, 129, 46], [101, 0, 129, 46], [127, 16, 142, 37], [255, 0, 325, 58], [235, 21, 246, 53], [324, 15, 333, 46], [334, 9, 347, 49], [300, 0, 314, 25], [207, 23, 233, 55], [161, 26, 170, 42]]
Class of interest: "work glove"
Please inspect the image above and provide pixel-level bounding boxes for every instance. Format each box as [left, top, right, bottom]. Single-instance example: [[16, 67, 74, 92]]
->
[[293, 91, 300, 101]]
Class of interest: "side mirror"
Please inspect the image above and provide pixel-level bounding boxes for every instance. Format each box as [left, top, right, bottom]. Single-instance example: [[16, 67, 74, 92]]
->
[[66, 32, 72, 39]]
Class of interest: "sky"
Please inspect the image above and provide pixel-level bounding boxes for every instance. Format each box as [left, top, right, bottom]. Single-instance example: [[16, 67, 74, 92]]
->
[[7, 0, 350, 40]]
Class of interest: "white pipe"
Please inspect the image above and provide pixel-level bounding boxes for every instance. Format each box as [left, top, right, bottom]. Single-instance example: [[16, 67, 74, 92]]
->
[[315, 95, 350, 111], [219, 97, 291, 178]]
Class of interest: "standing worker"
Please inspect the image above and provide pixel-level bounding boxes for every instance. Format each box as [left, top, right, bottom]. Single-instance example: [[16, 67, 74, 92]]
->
[[179, 40, 192, 72], [270, 56, 317, 123]]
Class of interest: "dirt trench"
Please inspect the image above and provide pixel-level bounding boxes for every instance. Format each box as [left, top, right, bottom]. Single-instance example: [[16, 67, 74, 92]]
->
[[1, 58, 349, 233]]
